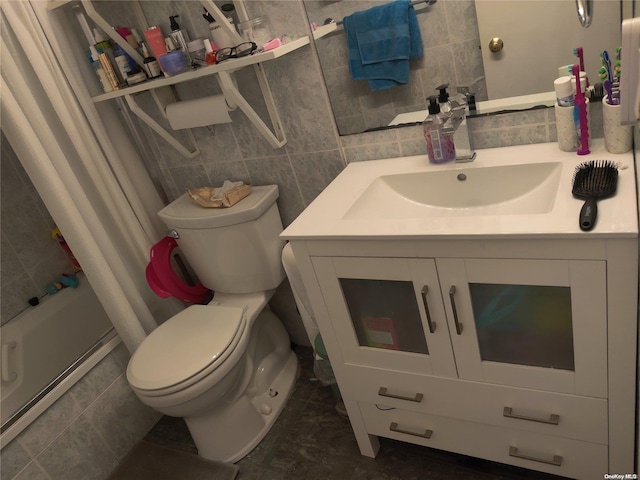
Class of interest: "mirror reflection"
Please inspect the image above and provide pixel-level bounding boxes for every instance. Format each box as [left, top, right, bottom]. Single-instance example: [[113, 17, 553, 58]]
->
[[303, 0, 625, 135]]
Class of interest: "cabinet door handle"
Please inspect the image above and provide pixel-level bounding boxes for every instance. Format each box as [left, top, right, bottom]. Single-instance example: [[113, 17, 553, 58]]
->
[[509, 446, 563, 466], [503, 407, 560, 425], [448, 286, 463, 334], [389, 422, 433, 439], [420, 286, 436, 333], [378, 387, 423, 403]]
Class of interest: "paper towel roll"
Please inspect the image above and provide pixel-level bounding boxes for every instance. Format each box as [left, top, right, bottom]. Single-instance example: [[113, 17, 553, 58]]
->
[[166, 95, 232, 130]]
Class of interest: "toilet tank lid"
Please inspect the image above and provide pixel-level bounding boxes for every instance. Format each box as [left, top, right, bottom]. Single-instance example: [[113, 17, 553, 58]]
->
[[158, 185, 279, 229]]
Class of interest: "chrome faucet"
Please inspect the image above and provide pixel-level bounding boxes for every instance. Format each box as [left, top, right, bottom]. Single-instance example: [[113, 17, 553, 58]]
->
[[444, 95, 476, 163]]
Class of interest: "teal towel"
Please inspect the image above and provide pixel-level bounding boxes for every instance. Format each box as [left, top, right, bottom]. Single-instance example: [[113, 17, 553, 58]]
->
[[344, 0, 423, 92]]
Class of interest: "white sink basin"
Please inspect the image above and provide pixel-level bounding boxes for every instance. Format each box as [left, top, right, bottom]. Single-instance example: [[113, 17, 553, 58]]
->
[[344, 162, 562, 219]]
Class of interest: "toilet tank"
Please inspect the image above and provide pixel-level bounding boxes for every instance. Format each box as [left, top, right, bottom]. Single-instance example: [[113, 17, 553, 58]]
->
[[157, 185, 285, 294]]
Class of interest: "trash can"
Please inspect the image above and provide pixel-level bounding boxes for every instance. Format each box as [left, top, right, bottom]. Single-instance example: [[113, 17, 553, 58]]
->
[[313, 333, 342, 402]]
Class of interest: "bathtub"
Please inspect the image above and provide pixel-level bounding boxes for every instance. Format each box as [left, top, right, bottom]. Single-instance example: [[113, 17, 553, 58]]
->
[[1, 275, 113, 427]]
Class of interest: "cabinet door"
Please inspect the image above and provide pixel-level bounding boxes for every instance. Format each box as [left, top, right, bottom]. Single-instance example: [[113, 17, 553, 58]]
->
[[312, 257, 457, 377], [437, 258, 607, 397]]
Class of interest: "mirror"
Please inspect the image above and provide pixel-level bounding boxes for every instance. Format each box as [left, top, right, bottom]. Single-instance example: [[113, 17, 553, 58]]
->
[[303, 0, 626, 135]]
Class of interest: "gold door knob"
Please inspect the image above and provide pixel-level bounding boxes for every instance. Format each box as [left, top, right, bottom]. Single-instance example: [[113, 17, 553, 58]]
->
[[488, 37, 504, 53]]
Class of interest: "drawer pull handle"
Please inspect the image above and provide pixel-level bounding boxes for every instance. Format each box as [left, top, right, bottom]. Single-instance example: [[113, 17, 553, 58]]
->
[[420, 286, 436, 333], [389, 422, 432, 439], [378, 387, 423, 403], [509, 446, 562, 466], [449, 286, 463, 334], [503, 407, 560, 425]]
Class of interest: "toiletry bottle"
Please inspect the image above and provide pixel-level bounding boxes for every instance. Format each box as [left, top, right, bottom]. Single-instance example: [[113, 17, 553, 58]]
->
[[93, 27, 125, 85], [89, 45, 113, 93], [423, 96, 456, 164], [144, 26, 168, 67], [113, 43, 134, 80], [554, 76, 574, 106], [141, 42, 162, 78], [204, 39, 217, 65], [169, 15, 192, 65], [208, 18, 235, 50]]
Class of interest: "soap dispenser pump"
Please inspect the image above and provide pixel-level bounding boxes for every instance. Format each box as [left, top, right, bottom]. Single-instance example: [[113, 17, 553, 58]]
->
[[423, 96, 456, 164], [169, 15, 192, 65], [436, 84, 452, 116]]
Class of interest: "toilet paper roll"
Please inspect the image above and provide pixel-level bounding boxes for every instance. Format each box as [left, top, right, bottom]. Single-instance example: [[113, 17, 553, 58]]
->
[[166, 94, 232, 130]]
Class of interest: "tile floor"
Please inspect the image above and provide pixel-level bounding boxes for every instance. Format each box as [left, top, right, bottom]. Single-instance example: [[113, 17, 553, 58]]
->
[[144, 346, 566, 480]]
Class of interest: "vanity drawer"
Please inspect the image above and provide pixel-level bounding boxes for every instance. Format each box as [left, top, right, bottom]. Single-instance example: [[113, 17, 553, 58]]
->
[[341, 364, 608, 444], [358, 402, 608, 480]]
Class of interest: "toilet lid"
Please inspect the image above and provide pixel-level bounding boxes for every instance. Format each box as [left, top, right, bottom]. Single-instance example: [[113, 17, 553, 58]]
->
[[128, 305, 245, 391]]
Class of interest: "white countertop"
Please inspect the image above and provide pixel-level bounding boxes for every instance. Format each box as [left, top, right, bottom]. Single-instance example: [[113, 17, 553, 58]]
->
[[282, 140, 638, 240]]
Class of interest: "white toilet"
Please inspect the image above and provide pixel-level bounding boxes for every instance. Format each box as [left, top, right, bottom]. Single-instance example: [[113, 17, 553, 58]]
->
[[126, 185, 298, 463]]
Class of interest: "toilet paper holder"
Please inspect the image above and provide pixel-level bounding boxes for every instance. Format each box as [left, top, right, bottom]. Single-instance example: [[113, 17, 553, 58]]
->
[[124, 70, 286, 158]]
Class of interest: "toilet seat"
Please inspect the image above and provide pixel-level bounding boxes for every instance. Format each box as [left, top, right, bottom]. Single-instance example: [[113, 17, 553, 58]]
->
[[128, 305, 246, 395]]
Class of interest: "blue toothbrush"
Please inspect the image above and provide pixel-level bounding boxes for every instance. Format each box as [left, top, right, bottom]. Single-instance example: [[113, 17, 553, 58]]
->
[[600, 50, 617, 105]]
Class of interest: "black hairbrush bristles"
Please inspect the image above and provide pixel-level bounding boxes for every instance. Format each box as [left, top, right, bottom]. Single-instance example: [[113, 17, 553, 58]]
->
[[571, 160, 618, 231]]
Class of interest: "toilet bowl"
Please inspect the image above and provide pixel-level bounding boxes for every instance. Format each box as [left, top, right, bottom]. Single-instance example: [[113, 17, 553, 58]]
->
[[127, 186, 298, 463]]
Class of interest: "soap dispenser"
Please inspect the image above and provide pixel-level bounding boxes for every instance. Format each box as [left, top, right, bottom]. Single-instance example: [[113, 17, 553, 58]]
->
[[169, 15, 192, 65], [423, 96, 456, 164]]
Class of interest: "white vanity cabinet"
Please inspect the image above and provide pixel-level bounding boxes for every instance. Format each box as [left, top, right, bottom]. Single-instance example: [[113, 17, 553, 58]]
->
[[289, 237, 637, 480]]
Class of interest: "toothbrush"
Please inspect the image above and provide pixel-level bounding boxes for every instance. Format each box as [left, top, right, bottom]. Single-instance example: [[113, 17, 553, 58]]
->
[[573, 64, 590, 155], [614, 46, 622, 103], [573, 47, 589, 87], [600, 50, 618, 105]]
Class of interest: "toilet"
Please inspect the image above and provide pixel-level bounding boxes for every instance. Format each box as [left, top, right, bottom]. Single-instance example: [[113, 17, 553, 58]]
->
[[126, 185, 298, 463]]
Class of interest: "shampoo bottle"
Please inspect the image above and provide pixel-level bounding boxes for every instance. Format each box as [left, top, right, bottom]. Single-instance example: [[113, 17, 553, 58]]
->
[[423, 96, 456, 164]]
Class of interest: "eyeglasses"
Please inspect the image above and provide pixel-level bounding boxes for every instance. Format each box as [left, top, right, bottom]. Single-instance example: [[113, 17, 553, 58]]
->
[[215, 42, 257, 63]]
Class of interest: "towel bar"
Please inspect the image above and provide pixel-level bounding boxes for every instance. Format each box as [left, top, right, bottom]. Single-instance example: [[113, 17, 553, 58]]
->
[[334, 0, 436, 26]]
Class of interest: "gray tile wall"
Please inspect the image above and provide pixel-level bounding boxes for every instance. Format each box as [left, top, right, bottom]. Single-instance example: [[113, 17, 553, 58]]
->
[[0, 136, 76, 325], [115, 1, 603, 228], [1, 343, 159, 480]]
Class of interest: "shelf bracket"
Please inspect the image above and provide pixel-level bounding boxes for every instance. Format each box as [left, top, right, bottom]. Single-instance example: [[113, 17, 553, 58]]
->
[[124, 92, 200, 158], [217, 70, 287, 148], [81, 0, 144, 67]]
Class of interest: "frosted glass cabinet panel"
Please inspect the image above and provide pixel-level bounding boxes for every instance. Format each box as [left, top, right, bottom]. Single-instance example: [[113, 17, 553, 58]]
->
[[339, 278, 428, 354], [312, 257, 457, 378], [438, 258, 607, 398], [469, 283, 574, 371]]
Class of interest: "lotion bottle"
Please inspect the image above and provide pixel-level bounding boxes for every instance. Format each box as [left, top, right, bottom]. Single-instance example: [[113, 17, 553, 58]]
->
[[423, 96, 456, 164]]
